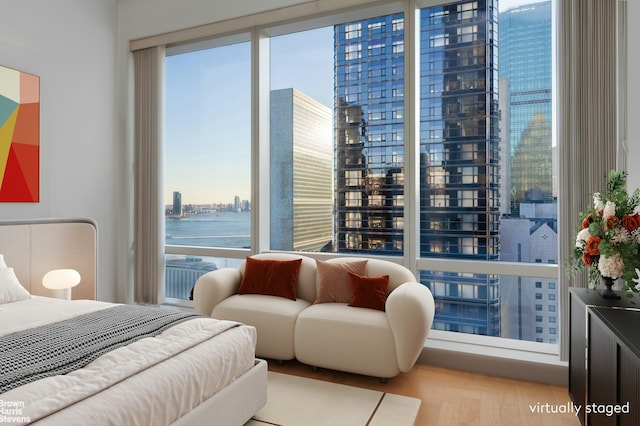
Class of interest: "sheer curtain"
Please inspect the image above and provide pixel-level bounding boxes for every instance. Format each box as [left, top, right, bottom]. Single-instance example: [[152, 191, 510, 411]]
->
[[558, 0, 620, 359], [133, 46, 165, 304]]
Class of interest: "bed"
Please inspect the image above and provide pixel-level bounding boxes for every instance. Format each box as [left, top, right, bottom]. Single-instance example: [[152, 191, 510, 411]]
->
[[0, 218, 267, 425]]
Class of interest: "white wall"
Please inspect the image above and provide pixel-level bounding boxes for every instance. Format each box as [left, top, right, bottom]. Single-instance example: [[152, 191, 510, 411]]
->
[[0, 0, 119, 301]]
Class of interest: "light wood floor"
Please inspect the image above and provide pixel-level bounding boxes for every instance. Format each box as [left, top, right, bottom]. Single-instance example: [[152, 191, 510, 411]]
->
[[267, 359, 581, 426]]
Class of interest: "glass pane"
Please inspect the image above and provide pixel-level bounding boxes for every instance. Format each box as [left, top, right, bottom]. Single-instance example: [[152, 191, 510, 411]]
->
[[418, 0, 556, 341], [269, 12, 405, 255], [498, 0, 555, 265], [421, 270, 558, 343], [419, 0, 500, 262], [165, 41, 251, 250], [270, 27, 334, 252], [165, 255, 243, 300]]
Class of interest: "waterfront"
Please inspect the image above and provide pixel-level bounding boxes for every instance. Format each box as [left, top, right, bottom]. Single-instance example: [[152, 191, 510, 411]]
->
[[165, 212, 250, 299], [165, 211, 251, 249]]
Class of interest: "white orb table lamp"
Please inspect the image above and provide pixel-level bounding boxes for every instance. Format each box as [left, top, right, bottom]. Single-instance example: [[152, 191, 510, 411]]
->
[[42, 269, 81, 300]]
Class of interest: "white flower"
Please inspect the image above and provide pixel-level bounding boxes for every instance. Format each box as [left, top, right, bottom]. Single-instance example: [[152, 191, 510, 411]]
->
[[603, 201, 616, 218], [598, 253, 625, 279], [610, 228, 629, 244], [634, 268, 640, 292], [593, 192, 604, 211], [576, 228, 591, 247]]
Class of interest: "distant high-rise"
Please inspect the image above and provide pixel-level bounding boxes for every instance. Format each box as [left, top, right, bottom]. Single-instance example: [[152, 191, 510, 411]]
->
[[498, 1, 556, 343], [270, 88, 333, 251], [499, 1, 553, 213], [172, 191, 182, 216]]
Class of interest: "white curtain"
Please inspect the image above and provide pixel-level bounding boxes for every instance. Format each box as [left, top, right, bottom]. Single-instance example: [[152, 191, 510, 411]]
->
[[133, 46, 165, 304], [558, 0, 619, 359]]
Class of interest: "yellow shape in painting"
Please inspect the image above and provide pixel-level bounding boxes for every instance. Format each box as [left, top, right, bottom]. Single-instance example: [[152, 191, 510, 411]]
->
[[0, 108, 18, 187]]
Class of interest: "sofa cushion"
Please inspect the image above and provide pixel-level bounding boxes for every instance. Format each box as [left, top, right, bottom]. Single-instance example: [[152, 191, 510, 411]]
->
[[212, 293, 310, 360], [294, 303, 400, 378], [314, 259, 368, 304], [238, 257, 302, 301], [348, 273, 389, 311], [241, 253, 318, 303], [327, 257, 415, 294]]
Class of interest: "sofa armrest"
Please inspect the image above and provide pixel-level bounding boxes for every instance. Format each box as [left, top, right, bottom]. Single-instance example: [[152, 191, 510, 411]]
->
[[193, 268, 242, 316], [386, 282, 435, 373]]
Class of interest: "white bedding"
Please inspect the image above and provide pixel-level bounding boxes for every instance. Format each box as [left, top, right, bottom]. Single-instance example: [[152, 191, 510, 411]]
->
[[0, 297, 257, 425]]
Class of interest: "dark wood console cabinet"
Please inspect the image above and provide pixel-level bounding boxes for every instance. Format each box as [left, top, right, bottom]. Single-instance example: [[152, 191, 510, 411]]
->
[[568, 288, 640, 426]]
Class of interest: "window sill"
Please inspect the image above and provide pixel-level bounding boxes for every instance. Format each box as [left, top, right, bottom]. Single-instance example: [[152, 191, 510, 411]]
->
[[419, 330, 567, 386]]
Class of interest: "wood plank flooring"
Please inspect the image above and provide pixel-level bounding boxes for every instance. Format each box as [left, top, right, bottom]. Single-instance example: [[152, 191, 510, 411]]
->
[[267, 359, 581, 426]]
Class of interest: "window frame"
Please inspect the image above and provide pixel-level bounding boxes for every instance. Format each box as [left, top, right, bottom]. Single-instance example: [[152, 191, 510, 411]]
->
[[159, 0, 565, 362]]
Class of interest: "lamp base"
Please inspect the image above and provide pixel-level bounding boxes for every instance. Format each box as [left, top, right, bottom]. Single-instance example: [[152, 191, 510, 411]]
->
[[51, 288, 72, 300]]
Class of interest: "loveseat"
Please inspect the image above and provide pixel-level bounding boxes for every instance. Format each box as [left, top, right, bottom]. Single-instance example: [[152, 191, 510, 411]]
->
[[193, 253, 435, 380]]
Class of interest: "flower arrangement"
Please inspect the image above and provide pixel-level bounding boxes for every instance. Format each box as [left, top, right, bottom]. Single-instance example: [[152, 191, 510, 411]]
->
[[569, 170, 640, 293]]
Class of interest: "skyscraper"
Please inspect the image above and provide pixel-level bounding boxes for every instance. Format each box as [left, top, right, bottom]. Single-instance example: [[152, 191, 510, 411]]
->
[[418, 0, 501, 336], [499, 1, 553, 213], [498, 1, 557, 343], [270, 88, 333, 251], [335, 0, 500, 336], [334, 14, 405, 254], [172, 191, 182, 216]]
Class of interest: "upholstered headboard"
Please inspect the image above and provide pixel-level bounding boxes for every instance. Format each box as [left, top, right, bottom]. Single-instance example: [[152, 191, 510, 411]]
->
[[0, 218, 97, 300]]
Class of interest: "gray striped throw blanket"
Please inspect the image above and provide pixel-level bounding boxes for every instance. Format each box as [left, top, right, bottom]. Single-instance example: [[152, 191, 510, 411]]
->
[[0, 304, 200, 393]]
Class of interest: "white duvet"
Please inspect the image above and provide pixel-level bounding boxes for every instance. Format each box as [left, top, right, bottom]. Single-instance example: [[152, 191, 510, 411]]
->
[[0, 297, 257, 425]]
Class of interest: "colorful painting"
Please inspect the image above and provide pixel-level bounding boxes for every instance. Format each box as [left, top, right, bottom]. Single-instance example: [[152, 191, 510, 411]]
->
[[0, 65, 39, 202]]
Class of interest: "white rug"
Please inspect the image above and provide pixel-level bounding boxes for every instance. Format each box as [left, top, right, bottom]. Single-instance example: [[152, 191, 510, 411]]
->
[[246, 372, 420, 426]]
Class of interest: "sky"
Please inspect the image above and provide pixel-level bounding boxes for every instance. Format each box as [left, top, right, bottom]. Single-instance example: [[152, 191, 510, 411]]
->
[[164, 0, 549, 206], [164, 27, 333, 206]]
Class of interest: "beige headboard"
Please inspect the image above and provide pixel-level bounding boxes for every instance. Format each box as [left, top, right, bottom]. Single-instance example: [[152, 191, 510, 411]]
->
[[0, 218, 97, 300]]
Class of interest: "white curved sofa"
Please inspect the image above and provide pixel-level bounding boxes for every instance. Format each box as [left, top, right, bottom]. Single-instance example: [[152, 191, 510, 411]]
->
[[193, 253, 435, 380]]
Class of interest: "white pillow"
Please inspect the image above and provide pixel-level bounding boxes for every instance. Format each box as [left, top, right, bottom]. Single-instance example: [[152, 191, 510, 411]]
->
[[0, 267, 31, 304], [0, 254, 6, 268]]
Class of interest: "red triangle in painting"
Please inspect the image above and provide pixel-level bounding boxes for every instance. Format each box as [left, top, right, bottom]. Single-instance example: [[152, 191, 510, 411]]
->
[[11, 142, 38, 200], [0, 143, 38, 202]]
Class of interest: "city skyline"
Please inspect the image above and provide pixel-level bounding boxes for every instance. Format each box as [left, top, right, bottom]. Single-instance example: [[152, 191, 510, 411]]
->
[[164, 0, 548, 205], [165, 191, 250, 211], [164, 0, 558, 343]]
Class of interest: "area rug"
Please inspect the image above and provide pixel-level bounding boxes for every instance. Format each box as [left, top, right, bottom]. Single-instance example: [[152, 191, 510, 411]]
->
[[246, 372, 420, 426]]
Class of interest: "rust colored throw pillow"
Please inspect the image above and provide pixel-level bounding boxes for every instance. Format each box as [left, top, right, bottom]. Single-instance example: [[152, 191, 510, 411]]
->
[[348, 272, 389, 311], [315, 259, 368, 304], [238, 257, 302, 301]]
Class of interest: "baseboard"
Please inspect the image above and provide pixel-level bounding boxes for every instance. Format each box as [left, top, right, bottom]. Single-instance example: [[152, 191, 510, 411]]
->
[[417, 346, 568, 386]]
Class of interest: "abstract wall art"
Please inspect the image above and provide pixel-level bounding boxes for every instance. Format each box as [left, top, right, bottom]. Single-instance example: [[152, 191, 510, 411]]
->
[[0, 64, 39, 202]]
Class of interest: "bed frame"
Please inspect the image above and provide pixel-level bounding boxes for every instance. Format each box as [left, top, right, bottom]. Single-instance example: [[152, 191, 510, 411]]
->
[[0, 217, 267, 425]]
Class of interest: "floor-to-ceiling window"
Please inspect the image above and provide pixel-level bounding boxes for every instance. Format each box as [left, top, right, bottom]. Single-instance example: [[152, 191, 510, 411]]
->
[[161, 0, 560, 355], [417, 0, 558, 345], [164, 36, 252, 302]]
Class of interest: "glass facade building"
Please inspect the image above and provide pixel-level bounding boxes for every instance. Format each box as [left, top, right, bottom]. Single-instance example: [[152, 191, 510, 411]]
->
[[499, 1, 553, 212], [270, 88, 334, 252], [334, 13, 406, 254], [498, 1, 557, 343], [335, 0, 501, 336], [419, 0, 501, 336]]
